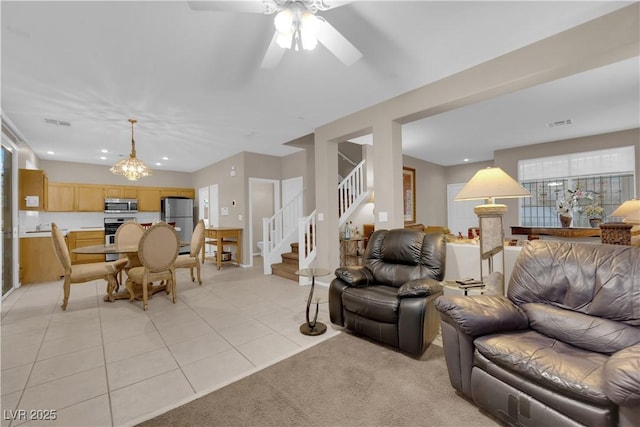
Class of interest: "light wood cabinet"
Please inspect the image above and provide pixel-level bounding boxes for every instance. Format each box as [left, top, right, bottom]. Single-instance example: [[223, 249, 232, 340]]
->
[[160, 188, 195, 199], [47, 183, 75, 212], [104, 186, 138, 199], [19, 169, 48, 211], [67, 230, 105, 264], [75, 185, 104, 212], [19, 237, 64, 283], [137, 188, 161, 212]]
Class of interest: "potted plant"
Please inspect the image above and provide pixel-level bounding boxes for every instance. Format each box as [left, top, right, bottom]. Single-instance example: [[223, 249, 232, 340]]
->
[[556, 199, 574, 227], [584, 204, 604, 228]]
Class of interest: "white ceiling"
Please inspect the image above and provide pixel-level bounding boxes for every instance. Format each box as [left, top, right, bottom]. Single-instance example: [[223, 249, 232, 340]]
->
[[2, 1, 638, 172]]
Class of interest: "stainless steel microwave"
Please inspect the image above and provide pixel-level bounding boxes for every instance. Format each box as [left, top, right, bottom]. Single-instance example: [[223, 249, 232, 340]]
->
[[104, 198, 138, 213]]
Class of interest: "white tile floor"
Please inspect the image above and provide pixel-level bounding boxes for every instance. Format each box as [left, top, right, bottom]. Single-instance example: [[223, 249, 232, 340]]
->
[[1, 257, 342, 427]]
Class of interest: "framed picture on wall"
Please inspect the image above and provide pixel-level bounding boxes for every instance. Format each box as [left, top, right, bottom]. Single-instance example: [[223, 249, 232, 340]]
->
[[403, 166, 416, 224]]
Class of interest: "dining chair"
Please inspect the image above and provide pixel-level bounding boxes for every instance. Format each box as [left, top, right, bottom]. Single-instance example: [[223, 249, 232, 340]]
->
[[50, 222, 125, 310], [173, 219, 205, 285], [125, 222, 180, 311], [114, 220, 144, 287]]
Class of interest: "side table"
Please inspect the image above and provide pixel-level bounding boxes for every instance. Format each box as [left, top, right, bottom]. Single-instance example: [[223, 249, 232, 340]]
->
[[440, 280, 485, 296], [296, 268, 332, 336]]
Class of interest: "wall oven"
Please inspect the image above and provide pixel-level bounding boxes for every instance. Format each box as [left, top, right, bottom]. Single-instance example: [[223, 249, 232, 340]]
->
[[104, 198, 138, 213], [104, 217, 136, 261]]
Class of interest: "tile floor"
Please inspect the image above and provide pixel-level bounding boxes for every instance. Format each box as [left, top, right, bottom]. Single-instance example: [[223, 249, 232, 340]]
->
[[1, 257, 346, 427]]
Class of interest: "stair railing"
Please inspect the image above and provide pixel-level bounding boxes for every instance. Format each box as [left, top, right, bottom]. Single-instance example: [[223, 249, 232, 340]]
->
[[338, 159, 367, 225], [297, 210, 317, 285], [262, 191, 304, 274]]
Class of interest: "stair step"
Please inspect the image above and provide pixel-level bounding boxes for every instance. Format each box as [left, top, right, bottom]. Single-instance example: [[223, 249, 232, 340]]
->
[[271, 263, 298, 282], [291, 242, 299, 254], [281, 252, 299, 265]]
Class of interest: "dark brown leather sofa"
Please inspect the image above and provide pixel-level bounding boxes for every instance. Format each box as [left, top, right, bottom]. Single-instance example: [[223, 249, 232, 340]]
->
[[329, 228, 446, 355], [436, 240, 640, 427]]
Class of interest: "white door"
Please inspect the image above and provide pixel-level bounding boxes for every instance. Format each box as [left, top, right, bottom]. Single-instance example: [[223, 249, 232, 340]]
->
[[198, 186, 209, 225]]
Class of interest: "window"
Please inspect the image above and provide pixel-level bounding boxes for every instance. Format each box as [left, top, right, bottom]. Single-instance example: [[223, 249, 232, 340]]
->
[[518, 147, 635, 227]]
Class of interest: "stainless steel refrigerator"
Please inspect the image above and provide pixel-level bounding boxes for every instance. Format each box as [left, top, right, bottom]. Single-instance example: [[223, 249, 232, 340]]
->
[[161, 197, 194, 254]]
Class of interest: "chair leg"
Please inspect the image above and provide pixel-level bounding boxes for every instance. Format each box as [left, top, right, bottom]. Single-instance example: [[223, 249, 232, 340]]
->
[[196, 262, 202, 285], [171, 273, 177, 304], [126, 278, 135, 302], [61, 276, 71, 310], [105, 275, 117, 302], [142, 278, 149, 311], [189, 266, 195, 282]]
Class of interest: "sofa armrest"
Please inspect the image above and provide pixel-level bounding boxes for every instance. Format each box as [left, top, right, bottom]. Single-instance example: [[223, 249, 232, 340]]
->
[[435, 295, 529, 337], [334, 266, 373, 288], [604, 344, 640, 407], [398, 278, 442, 298]]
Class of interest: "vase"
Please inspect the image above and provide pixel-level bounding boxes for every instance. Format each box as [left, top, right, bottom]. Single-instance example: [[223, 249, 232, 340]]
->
[[589, 218, 602, 228], [559, 214, 572, 228]]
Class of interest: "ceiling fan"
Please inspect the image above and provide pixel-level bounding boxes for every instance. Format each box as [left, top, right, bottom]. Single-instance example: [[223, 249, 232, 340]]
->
[[187, 0, 362, 68]]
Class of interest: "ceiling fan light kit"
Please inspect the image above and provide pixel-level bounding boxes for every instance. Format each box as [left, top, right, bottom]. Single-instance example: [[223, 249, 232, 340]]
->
[[274, 4, 321, 51], [110, 119, 153, 181]]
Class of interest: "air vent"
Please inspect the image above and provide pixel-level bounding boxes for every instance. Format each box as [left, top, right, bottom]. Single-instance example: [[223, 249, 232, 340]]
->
[[547, 119, 573, 128], [44, 118, 71, 126]]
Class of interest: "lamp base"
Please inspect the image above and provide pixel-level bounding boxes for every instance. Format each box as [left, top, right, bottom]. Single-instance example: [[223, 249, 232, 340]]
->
[[474, 204, 507, 216]]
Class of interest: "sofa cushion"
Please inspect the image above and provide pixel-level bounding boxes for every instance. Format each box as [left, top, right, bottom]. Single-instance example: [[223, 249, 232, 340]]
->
[[342, 285, 399, 323], [508, 241, 640, 326], [397, 278, 441, 298], [474, 330, 609, 405], [522, 303, 640, 355]]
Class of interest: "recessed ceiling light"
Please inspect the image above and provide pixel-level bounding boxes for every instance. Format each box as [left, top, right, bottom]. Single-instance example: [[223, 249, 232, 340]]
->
[[101, 149, 109, 153], [155, 162, 162, 166], [162, 156, 168, 161], [100, 156, 107, 160], [463, 158, 469, 162], [47, 151, 54, 155]]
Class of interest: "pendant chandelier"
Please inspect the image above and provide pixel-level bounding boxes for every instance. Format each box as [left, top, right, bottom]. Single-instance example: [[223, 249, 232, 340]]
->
[[110, 118, 152, 181]]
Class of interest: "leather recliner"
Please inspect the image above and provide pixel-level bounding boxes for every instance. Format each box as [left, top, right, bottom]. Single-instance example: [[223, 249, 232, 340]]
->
[[329, 228, 446, 355], [436, 240, 640, 427]]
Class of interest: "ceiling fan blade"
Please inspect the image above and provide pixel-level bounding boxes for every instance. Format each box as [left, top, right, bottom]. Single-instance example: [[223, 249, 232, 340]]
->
[[260, 31, 286, 69], [316, 19, 362, 66], [186, 1, 267, 14]]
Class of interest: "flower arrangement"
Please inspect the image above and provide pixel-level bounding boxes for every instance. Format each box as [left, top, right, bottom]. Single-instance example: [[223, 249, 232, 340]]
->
[[584, 204, 604, 219], [555, 185, 595, 216], [556, 199, 574, 216]]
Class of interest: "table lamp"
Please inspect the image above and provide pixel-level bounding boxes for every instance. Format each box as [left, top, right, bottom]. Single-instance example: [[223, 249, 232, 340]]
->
[[610, 199, 640, 246], [455, 167, 531, 292]]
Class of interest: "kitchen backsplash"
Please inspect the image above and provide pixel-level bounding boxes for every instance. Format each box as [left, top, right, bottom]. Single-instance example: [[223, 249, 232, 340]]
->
[[19, 211, 161, 232]]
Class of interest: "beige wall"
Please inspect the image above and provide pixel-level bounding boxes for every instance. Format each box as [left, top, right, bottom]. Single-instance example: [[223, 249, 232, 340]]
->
[[444, 160, 494, 185], [40, 160, 193, 187], [403, 155, 447, 226], [495, 128, 640, 236], [281, 149, 315, 215]]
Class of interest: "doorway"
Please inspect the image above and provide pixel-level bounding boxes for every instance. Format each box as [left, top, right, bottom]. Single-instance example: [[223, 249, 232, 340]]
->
[[248, 178, 280, 263], [198, 184, 219, 259], [1, 141, 17, 297]]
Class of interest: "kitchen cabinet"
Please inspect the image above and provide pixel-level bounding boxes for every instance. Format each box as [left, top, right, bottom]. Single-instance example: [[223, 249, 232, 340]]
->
[[19, 237, 64, 283], [160, 188, 195, 199], [19, 169, 48, 211], [47, 183, 75, 212], [75, 184, 104, 211], [137, 188, 161, 212], [67, 230, 105, 264], [104, 185, 138, 199]]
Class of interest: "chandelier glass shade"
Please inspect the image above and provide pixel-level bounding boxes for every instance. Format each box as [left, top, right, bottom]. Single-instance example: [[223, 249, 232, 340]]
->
[[274, 4, 321, 51], [110, 119, 152, 181]]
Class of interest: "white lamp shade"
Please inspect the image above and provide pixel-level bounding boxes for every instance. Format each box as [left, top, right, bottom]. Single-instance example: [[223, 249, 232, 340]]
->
[[611, 199, 640, 222], [455, 167, 531, 202]]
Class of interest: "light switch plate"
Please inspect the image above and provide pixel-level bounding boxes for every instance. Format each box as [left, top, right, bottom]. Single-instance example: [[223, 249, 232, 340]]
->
[[379, 211, 388, 222]]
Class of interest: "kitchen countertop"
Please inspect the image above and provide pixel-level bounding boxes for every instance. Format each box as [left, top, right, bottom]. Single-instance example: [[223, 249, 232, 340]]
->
[[20, 227, 104, 238]]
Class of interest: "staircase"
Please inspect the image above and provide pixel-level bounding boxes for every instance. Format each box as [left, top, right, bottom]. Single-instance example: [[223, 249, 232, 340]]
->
[[271, 242, 301, 281], [266, 160, 367, 283]]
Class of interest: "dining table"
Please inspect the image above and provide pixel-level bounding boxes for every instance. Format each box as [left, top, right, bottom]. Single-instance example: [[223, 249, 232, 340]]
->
[[72, 241, 188, 302]]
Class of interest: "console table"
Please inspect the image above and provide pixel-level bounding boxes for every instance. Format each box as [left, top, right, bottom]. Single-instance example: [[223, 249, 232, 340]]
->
[[202, 227, 242, 269], [511, 226, 600, 240]]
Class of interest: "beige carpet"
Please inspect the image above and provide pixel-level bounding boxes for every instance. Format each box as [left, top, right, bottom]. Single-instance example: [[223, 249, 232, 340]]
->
[[138, 332, 501, 427]]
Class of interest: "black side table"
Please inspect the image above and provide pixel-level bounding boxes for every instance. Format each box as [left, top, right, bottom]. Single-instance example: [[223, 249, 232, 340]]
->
[[296, 268, 332, 336]]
